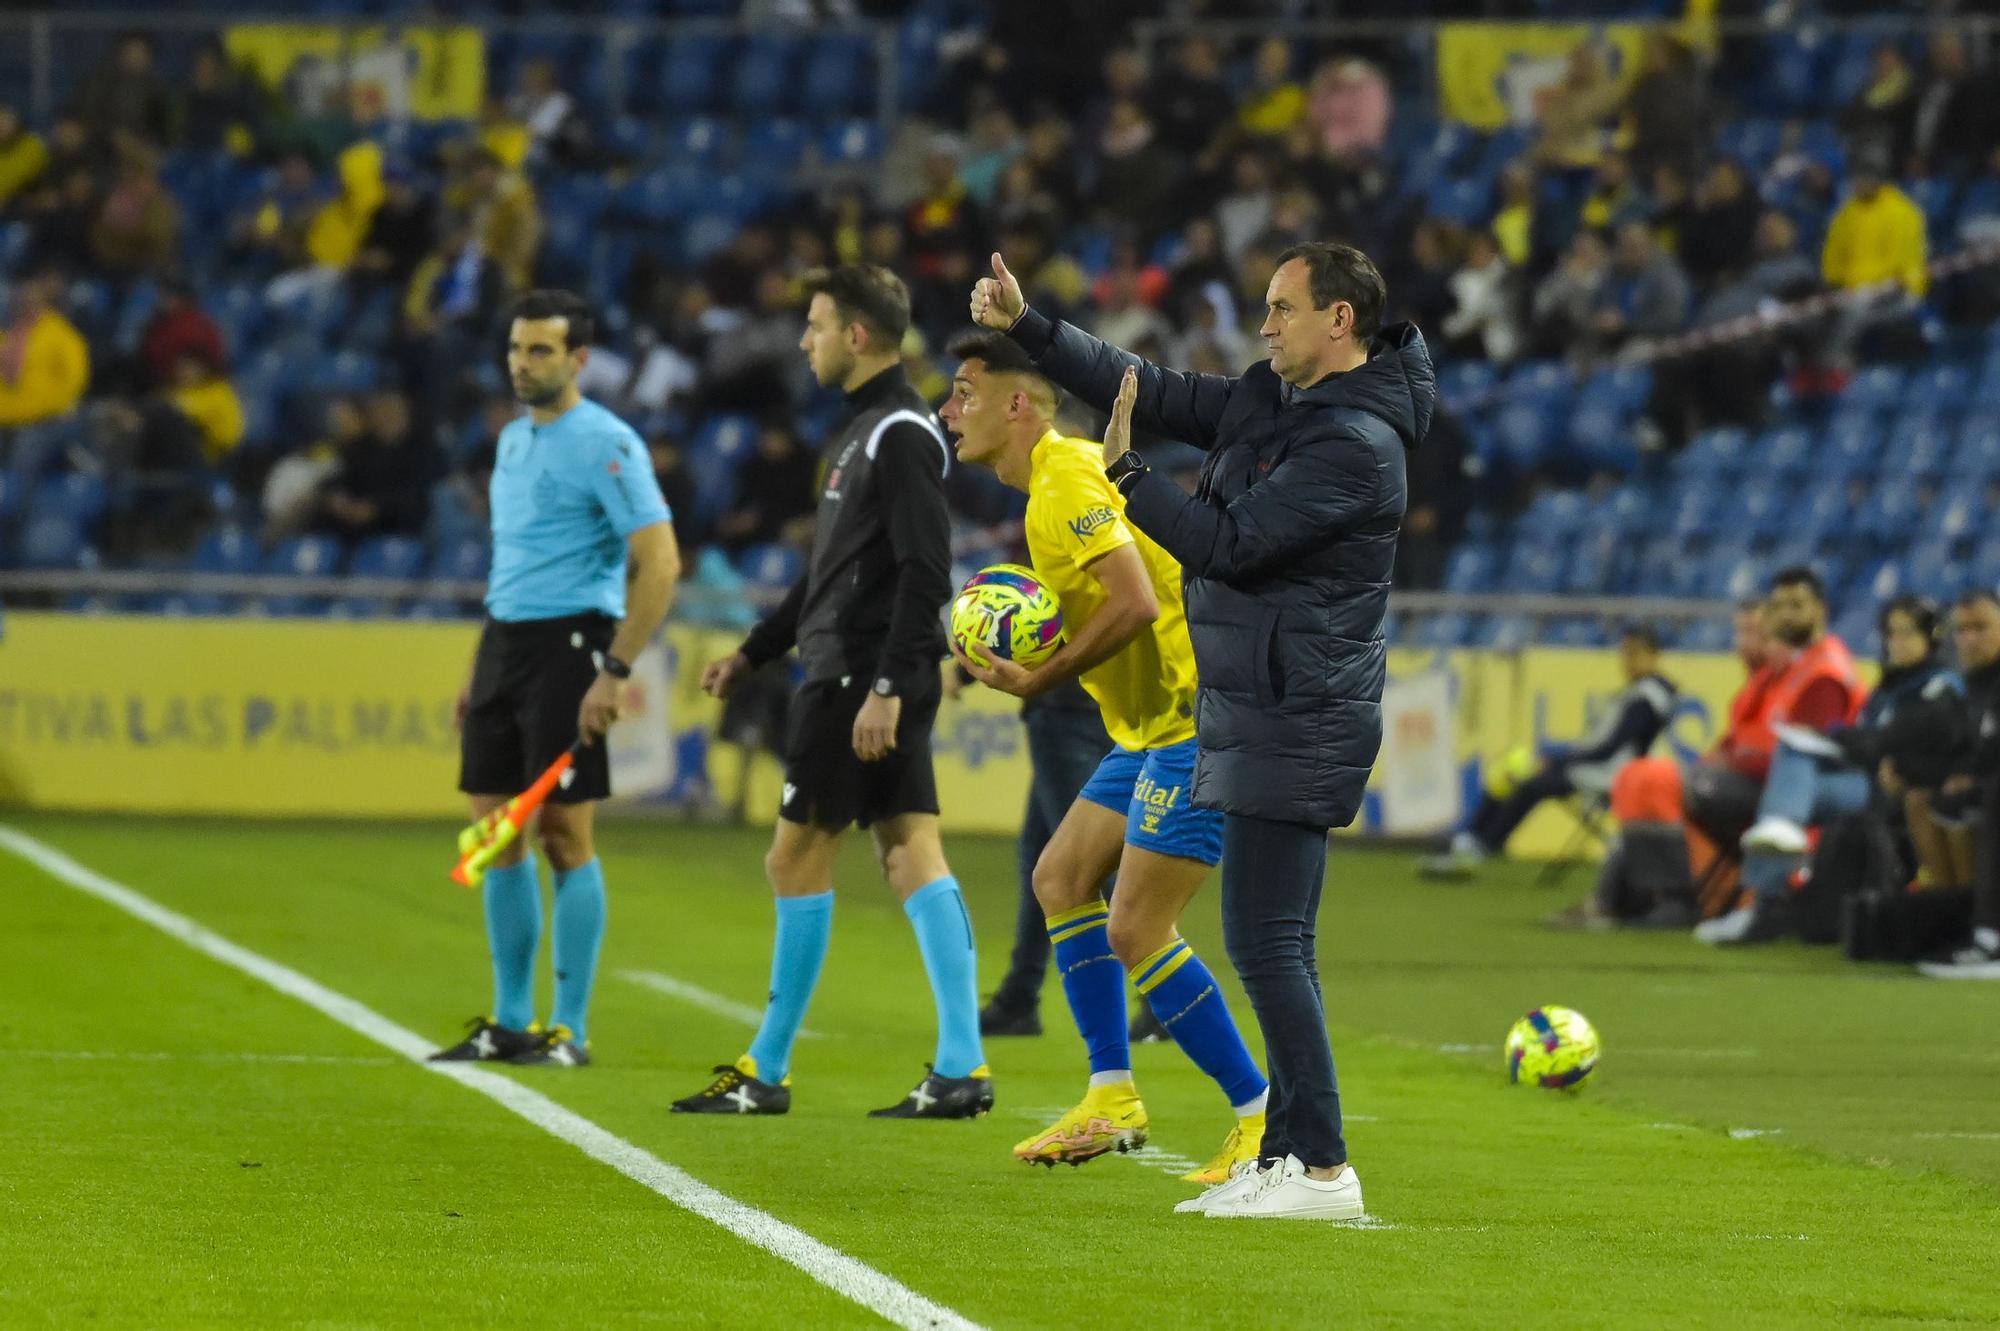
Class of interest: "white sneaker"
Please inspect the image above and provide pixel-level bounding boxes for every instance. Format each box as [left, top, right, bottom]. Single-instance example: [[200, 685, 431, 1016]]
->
[[1916, 928, 2000, 979], [1694, 905, 1755, 945], [1203, 1155, 1364, 1221], [1742, 817, 1809, 855], [1449, 831, 1487, 860], [1173, 1156, 1269, 1214]]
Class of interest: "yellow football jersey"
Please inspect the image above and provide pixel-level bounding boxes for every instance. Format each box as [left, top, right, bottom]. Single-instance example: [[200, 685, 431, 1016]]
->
[[1023, 430, 1197, 750]]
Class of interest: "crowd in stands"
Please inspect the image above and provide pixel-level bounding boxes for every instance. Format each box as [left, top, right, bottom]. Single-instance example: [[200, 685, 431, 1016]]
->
[[0, 4, 1994, 624], [3, 2, 1999, 971]]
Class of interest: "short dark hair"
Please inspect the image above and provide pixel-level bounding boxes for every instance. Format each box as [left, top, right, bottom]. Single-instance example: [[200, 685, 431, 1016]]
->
[[1275, 241, 1386, 335], [1621, 624, 1663, 653], [1770, 565, 1825, 604], [1954, 588, 2000, 614], [801, 264, 911, 349], [947, 328, 1059, 413], [1881, 593, 1941, 644], [507, 289, 594, 350], [946, 329, 1042, 379]]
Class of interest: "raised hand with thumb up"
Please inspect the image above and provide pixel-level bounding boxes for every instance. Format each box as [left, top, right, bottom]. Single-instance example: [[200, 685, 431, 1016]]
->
[[970, 251, 1025, 331]]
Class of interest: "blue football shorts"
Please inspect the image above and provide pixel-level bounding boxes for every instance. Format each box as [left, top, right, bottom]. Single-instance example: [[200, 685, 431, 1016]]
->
[[1076, 736, 1223, 867]]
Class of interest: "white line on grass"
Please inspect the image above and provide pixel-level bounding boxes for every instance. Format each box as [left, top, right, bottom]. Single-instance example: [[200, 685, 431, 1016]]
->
[[14, 1050, 397, 1066], [0, 826, 980, 1331], [618, 968, 821, 1039], [1910, 1131, 2000, 1141]]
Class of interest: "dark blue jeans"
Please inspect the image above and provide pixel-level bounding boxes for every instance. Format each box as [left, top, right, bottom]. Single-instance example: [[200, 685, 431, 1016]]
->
[[1221, 812, 1346, 1168], [991, 700, 1112, 1009]]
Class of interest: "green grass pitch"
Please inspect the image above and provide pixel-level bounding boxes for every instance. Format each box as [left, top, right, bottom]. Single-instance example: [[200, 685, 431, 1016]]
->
[[2, 812, 1997, 1329]]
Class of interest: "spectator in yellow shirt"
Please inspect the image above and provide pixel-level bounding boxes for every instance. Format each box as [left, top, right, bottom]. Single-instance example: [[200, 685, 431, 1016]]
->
[[0, 270, 90, 430], [1237, 38, 1306, 138], [166, 351, 246, 464], [445, 147, 541, 291], [1822, 156, 1928, 299], [0, 103, 49, 214]]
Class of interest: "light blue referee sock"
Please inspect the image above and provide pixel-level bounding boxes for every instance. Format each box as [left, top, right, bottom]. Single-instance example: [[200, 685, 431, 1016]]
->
[[1048, 900, 1130, 1076], [1135, 938, 1268, 1109], [746, 891, 834, 1083], [551, 859, 607, 1043], [904, 876, 986, 1079], [482, 856, 541, 1033]]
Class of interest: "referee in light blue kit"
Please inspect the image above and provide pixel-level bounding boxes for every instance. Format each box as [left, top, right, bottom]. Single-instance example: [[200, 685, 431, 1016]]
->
[[430, 290, 681, 1069]]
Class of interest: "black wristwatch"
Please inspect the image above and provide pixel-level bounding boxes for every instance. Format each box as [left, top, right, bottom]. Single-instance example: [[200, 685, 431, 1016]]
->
[[872, 676, 897, 698], [597, 651, 632, 679], [1105, 449, 1148, 493]]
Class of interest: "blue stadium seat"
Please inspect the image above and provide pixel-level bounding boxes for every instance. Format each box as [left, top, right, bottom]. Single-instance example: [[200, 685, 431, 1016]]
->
[[1565, 399, 1637, 475], [1546, 618, 1607, 649], [427, 537, 491, 583], [664, 116, 736, 166], [1678, 620, 1735, 653], [349, 535, 425, 581], [800, 36, 874, 117], [1436, 360, 1497, 407], [1906, 178, 1960, 243], [1413, 612, 1473, 650], [1581, 363, 1653, 413], [1492, 401, 1559, 471], [1821, 414, 1881, 478], [731, 36, 801, 116], [1903, 542, 1968, 600], [1441, 544, 1498, 594], [1501, 359, 1571, 407], [1900, 417, 1955, 478], [191, 524, 259, 576], [1902, 364, 1972, 419], [1954, 415, 2000, 480], [1427, 176, 1491, 226], [1481, 614, 1532, 652], [1560, 530, 1621, 595], [659, 38, 734, 115], [620, 168, 703, 225], [1715, 116, 1781, 170], [1674, 427, 1749, 484], [257, 535, 344, 617], [682, 213, 743, 261], [736, 542, 804, 592], [820, 119, 885, 166], [742, 119, 810, 176], [1759, 32, 1830, 114], [32, 473, 110, 529], [1756, 425, 1815, 477], [1503, 541, 1566, 594], [16, 511, 87, 570], [1840, 364, 1905, 415]]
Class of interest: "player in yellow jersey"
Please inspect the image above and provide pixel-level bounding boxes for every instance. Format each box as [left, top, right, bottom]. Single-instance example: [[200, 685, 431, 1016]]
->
[[939, 331, 1267, 1187]]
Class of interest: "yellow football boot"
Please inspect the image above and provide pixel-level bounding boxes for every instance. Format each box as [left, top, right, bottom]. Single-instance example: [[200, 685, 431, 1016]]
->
[[1013, 1082, 1149, 1166], [1182, 1110, 1264, 1185]]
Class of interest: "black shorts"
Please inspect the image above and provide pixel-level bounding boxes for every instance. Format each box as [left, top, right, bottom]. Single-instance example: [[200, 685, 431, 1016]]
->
[[459, 612, 614, 804], [780, 673, 941, 829]]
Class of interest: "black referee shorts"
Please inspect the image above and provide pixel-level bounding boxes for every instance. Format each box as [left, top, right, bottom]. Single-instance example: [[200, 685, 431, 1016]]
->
[[459, 612, 615, 804], [779, 672, 942, 829]]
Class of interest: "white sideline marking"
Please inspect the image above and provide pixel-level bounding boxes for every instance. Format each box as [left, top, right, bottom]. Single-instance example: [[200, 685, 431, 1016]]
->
[[618, 969, 821, 1039], [1728, 1128, 1783, 1140], [0, 826, 980, 1331], [1911, 1131, 2000, 1141], [14, 1050, 396, 1066]]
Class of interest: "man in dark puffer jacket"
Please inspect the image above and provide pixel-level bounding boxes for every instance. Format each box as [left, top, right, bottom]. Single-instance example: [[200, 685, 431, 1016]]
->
[[973, 241, 1434, 1219]]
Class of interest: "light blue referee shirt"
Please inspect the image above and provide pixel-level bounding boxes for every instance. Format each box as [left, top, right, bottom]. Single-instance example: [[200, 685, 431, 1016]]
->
[[486, 397, 671, 622]]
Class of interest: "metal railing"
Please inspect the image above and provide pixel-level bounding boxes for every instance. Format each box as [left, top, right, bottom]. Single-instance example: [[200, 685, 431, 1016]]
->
[[0, 568, 1737, 641]]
